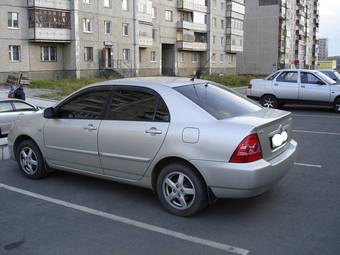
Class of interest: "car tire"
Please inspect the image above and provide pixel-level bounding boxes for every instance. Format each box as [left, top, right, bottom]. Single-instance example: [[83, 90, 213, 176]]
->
[[16, 140, 47, 179], [260, 95, 278, 109], [156, 163, 208, 217], [334, 98, 340, 113]]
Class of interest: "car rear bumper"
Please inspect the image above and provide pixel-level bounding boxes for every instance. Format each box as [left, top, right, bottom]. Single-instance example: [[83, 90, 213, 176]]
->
[[191, 139, 297, 198]]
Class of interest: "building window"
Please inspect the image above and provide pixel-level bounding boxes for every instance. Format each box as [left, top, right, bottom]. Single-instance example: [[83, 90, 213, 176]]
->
[[212, 17, 216, 28], [83, 0, 91, 4], [212, 53, 216, 62], [122, 0, 128, 10], [152, 7, 156, 19], [221, 37, 224, 46], [192, 52, 198, 63], [29, 9, 71, 29], [84, 47, 93, 62], [8, 12, 19, 28], [179, 52, 184, 62], [41, 46, 57, 62], [165, 10, 173, 22], [103, 0, 111, 7], [221, 1, 225, 9], [123, 49, 130, 62], [83, 18, 92, 33], [152, 29, 156, 40], [150, 51, 156, 62], [213, 35, 216, 44], [104, 21, 111, 34], [122, 23, 129, 36], [220, 54, 224, 63], [9, 45, 20, 62], [221, 19, 224, 29]]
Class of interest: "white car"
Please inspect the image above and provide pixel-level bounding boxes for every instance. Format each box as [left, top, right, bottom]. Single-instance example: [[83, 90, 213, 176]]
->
[[247, 69, 340, 113], [0, 99, 39, 137]]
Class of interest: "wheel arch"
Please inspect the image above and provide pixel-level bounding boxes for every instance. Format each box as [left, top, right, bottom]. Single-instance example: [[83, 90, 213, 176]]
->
[[151, 156, 216, 202], [13, 135, 38, 159]]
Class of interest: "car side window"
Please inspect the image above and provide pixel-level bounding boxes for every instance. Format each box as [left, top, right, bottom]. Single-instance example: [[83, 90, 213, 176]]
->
[[12, 102, 35, 111], [0, 102, 13, 113], [57, 90, 110, 119], [301, 72, 324, 85], [109, 89, 170, 122], [276, 71, 298, 83]]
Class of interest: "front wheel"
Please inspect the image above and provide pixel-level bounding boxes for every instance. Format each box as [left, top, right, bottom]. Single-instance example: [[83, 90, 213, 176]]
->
[[17, 140, 47, 179], [260, 95, 278, 109], [156, 163, 208, 216], [334, 98, 340, 113]]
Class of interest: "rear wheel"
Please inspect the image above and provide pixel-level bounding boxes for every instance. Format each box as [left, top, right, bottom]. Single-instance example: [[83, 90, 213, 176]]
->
[[156, 163, 208, 216], [260, 95, 278, 109], [17, 140, 47, 179], [334, 98, 340, 113]]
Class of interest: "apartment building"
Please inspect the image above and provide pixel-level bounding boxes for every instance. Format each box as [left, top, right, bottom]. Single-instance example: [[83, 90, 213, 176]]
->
[[237, 0, 320, 75], [318, 38, 328, 60], [0, 0, 245, 82]]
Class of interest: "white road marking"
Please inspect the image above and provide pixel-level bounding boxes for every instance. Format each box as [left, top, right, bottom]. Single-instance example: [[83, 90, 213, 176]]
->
[[292, 130, 340, 136], [294, 163, 322, 168], [0, 183, 249, 255], [293, 114, 340, 119]]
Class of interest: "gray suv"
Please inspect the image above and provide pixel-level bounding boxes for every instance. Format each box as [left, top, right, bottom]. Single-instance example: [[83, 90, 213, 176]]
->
[[247, 69, 340, 113]]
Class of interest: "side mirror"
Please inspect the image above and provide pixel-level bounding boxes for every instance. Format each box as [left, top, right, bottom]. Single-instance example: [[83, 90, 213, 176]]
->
[[43, 107, 56, 119]]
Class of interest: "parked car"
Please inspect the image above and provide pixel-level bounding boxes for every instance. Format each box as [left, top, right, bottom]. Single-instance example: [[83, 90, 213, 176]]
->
[[320, 69, 340, 83], [0, 99, 39, 137], [8, 77, 297, 216], [247, 69, 340, 113]]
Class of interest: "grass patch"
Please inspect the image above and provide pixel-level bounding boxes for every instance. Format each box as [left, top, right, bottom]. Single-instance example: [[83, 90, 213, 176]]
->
[[30, 77, 106, 99], [202, 74, 262, 87]]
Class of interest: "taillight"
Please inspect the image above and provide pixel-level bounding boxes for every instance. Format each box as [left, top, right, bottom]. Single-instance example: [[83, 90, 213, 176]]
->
[[248, 84, 252, 89], [229, 134, 263, 163]]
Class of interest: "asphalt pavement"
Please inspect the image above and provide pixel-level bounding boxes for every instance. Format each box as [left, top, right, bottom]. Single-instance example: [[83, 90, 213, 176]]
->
[[1, 102, 340, 255]]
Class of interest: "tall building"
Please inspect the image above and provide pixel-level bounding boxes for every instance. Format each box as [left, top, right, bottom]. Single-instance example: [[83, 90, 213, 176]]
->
[[0, 0, 245, 82], [237, 0, 320, 75], [318, 38, 328, 60]]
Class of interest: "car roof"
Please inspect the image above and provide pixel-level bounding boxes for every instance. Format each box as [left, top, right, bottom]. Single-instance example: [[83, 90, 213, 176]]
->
[[0, 99, 28, 103], [277, 69, 320, 73], [86, 76, 208, 89]]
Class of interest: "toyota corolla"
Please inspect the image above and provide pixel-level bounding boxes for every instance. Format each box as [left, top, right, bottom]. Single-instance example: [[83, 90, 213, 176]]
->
[[8, 77, 297, 216]]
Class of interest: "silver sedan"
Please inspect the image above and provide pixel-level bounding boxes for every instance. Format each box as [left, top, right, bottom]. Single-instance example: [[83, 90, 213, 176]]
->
[[0, 99, 39, 137], [8, 77, 297, 216]]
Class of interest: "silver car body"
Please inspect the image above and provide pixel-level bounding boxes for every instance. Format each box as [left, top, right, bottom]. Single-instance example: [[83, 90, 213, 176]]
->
[[0, 99, 38, 136], [247, 69, 340, 104], [8, 77, 297, 198]]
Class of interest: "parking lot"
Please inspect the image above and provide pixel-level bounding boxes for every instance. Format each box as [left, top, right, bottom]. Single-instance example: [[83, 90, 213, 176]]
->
[[1, 105, 340, 255]]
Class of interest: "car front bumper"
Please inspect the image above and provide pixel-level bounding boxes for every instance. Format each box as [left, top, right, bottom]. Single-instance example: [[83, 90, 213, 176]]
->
[[191, 139, 297, 198]]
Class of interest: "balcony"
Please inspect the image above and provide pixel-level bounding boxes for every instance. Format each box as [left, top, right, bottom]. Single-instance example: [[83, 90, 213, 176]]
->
[[29, 28, 71, 42], [226, 27, 243, 36], [225, 44, 243, 53], [137, 12, 152, 24], [177, 41, 207, 51], [139, 36, 153, 47], [177, 21, 207, 32], [28, 0, 71, 10], [177, 0, 208, 13]]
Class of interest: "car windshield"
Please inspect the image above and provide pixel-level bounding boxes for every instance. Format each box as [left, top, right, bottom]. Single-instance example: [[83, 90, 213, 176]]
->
[[315, 71, 337, 85], [321, 70, 340, 82], [174, 83, 262, 120]]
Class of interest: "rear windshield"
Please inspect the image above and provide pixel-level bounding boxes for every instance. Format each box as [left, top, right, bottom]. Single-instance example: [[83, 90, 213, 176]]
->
[[174, 83, 261, 120]]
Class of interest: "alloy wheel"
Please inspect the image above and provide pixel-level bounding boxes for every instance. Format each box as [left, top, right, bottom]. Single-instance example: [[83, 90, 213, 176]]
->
[[263, 97, 274, 108], [162, 172, 196, 210], [19, 147, 38, 175]]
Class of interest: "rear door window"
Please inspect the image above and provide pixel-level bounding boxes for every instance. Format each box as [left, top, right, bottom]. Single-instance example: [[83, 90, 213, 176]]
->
[[13, 102, 35, 111], [109, 88, 170, 122], [276, 71, 298, 83], [0, 102, 14, 113], [174, 83, 261, 120]]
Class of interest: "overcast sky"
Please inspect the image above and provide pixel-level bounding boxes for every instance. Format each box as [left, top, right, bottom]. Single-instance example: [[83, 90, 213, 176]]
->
[[319, 0, 340, 56]]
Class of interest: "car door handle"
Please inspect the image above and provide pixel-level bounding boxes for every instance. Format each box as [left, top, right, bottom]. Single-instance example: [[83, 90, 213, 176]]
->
[[145, 127, 162, 135], [84, 124, 97, 131], [274, 83, 279, 86], [301, 85, 305, 88], [18, 113, 24, 115]]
